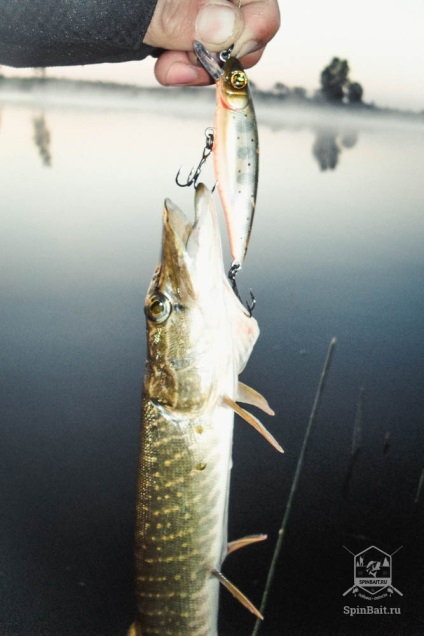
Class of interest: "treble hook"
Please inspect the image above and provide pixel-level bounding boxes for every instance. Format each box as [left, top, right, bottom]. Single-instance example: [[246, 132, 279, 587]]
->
[[228, 262, 256, 317], [176, 128, 214, 188]]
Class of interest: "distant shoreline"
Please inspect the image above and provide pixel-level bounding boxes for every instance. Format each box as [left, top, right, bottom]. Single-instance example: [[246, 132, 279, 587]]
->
[[0, 75, 423, 125]]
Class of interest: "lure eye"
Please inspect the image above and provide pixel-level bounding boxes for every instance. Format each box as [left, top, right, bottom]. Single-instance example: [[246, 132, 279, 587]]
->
[[145, 291, 172, 324], [230, 70, 248, 89]]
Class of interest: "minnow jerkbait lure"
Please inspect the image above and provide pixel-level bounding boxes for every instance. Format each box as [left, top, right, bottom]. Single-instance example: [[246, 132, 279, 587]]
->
[[194, 41, 259, 272]]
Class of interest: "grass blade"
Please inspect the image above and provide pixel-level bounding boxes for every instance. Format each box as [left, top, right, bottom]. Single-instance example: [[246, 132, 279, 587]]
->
[[251, 337, 337, 636]]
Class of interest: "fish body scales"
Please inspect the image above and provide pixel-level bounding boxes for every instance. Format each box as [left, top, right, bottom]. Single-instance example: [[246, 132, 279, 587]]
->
[[134, 398, 233, 635], [131, 186, 259, 635]]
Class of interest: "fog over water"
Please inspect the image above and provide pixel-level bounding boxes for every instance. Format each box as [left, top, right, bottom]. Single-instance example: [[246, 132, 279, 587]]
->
[[1, 86, 423, 635]]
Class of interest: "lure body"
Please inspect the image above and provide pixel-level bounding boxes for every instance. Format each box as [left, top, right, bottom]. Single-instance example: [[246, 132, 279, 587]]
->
[[214, 57, 259, 268], [129, 185, 261, 635]]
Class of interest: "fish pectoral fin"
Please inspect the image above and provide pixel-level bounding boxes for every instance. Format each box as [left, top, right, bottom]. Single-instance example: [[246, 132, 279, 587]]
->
[[237, 381, 275, 415], [127, 623, 141, 636], [222, 395, 284, 453], [227, 534, 267, 555], [211, 569, 263, 620]]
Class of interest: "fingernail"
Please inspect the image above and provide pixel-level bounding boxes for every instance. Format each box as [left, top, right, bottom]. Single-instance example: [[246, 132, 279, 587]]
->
[[237, 40, 259, 58], [195, 4, 237, 46], [165, 62, 200, 86]]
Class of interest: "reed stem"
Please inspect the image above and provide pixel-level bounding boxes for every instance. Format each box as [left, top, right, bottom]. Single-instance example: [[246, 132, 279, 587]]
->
[[251, 337, 337, 636], [414, 467, 424, 504]]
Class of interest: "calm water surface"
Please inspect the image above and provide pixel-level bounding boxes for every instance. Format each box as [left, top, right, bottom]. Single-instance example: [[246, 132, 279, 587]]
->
[[1, 89, 424, 635]]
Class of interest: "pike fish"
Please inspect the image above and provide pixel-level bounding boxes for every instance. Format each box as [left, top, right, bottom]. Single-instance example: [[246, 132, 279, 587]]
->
[[129, 184, 281, 636]]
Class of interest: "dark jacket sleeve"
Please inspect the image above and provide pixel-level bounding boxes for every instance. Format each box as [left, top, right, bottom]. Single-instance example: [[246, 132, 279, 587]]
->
[[0, 0, 161, 67]]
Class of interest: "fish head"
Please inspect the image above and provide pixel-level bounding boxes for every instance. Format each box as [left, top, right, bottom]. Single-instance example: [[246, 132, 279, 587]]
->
[[219, 57, 250, 110], [143, 184, 259, 413]]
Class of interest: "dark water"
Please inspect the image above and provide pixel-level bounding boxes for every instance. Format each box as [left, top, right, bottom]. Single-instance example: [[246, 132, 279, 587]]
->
[[1, 92, 423, 635]]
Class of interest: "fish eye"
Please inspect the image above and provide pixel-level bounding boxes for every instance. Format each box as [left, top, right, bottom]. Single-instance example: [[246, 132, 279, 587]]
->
[[230, 70, 248, 89], [145, 291, 172, 324]]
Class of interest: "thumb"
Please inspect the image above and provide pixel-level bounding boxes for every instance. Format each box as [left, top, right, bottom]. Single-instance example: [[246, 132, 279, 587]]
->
[[143, 0, 243, 52], [195, 1, 244, 51]]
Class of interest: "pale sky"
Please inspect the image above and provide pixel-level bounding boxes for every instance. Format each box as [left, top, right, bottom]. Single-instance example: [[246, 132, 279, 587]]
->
[[4, 0, 424, 111]]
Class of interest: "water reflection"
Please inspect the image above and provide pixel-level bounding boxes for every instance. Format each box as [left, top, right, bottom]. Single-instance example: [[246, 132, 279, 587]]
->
[[1, 97, 424, 636], [0, 87, 367, 174], [312, 127, 358, 170], [32, 112, 52, 167]]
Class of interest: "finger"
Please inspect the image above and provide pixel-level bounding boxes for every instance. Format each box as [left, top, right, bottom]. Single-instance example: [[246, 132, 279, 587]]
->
[[234, 0, 280, 58], [155, 46, 264, 87], [154, 50, 214, 87], [238, 46, 265, 70], [144, 0, 244, 53], [195, 0, 244, 52]]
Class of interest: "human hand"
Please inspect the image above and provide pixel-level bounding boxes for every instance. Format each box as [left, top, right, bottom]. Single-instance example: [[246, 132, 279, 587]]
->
[[143, 0, 280, 86]]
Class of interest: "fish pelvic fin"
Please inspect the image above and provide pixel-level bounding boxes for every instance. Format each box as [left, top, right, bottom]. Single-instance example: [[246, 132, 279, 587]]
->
[[127, 622, 142, 636], [227, 534, 267, 555], [237, 381, 275, 415], [224, 280, 259, 374], [222, 395, 283, 453], [211, 569, 263, 620]]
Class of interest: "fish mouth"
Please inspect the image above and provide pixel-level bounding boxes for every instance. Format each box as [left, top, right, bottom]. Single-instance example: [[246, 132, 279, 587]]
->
[[159, 184, 225, 299]]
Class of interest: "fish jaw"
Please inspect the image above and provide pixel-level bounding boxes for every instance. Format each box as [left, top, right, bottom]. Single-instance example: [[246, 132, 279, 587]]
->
[[165, 183, 227, 299], [143, 184, 259, 414]]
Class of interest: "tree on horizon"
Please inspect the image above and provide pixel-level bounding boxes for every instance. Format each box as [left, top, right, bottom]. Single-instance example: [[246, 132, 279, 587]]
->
[[320, 57, 364, 104]]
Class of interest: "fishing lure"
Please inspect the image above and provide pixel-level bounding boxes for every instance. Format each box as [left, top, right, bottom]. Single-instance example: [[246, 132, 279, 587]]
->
[[194, 41, 259, 272]]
